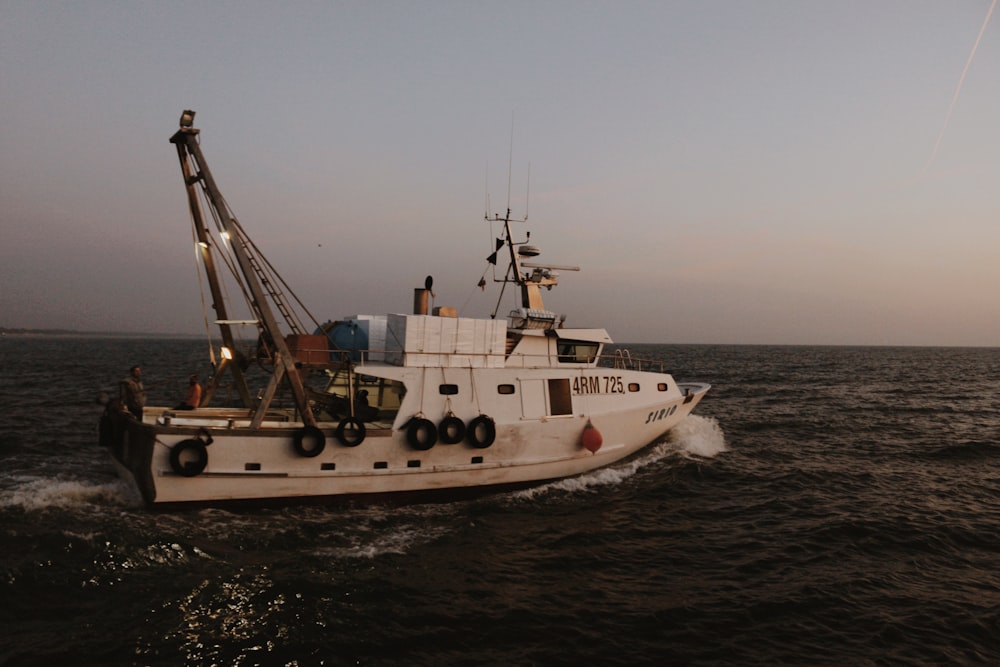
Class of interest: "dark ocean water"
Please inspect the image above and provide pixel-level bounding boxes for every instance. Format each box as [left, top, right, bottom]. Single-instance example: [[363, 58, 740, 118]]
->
[[1, 337, 999, 666]]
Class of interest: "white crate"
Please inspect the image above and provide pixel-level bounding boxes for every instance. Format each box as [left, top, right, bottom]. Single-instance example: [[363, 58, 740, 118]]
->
[[385, 314, 506, 367]]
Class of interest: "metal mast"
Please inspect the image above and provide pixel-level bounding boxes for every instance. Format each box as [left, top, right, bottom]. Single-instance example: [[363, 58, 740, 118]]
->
[[487, 208, 576, 312], [171, 125, 253, 408], [169, 111, 316, 427]]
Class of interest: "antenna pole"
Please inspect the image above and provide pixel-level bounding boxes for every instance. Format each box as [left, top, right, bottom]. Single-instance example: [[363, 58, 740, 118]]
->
[[484, 161, 489, 219], [525, 162, 531, 220], [506, 112, 514, 212]]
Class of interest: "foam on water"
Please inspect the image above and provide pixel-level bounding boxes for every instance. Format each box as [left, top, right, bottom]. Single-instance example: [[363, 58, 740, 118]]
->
[[511, 414, 728, 500], [0, 475, 138, 511], [313, 522, 456, 559], [673, 414, 727, 458]]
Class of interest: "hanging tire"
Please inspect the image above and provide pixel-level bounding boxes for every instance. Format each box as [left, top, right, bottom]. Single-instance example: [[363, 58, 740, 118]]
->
[[406, 418, 438, 450], [466, 414, 496, 449], [169, 439, 209, 477], [438, 414, 466, 444], [336, 417, 366, 447], [293, 425, 326, 457]]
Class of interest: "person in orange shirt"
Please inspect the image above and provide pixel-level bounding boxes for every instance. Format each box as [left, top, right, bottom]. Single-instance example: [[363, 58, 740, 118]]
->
[[175, 374, 202, 410]]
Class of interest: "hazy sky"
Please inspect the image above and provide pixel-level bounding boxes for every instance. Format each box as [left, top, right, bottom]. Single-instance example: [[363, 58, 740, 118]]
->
[[2, 1, 998, 346]]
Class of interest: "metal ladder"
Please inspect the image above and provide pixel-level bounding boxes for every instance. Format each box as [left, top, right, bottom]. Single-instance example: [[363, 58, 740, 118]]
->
[[234, 225, 304, 335]]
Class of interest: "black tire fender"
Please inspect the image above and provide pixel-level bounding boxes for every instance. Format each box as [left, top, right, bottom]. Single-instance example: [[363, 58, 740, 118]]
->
[[438, 414, 466, 445], [406, 417, 438, 451], [336, 417, 366, 447], [466, 414, 496, 449], [293, 425, 326, 457], [169, 439, 209, 476]]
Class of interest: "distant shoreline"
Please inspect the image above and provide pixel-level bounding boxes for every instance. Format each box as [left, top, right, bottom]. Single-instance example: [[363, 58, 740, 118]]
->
[[0, 328, 199, 338]]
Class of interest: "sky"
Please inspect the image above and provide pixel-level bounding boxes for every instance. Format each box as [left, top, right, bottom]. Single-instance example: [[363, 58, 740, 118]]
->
[[2, 1, 999, 346]]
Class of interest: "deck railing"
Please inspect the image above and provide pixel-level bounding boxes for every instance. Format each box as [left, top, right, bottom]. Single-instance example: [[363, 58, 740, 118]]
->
[[271, 343, 671, 373]]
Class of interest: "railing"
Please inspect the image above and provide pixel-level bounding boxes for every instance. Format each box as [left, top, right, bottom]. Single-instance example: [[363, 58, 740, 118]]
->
[[597, 348, 667, 373], [268, 343, 672, 373]]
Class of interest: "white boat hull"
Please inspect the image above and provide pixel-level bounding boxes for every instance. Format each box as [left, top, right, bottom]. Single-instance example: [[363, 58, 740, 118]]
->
[[106, 377, 709, 507]]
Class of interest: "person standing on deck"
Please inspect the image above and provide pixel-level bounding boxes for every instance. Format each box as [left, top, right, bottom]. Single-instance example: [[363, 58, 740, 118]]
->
[[121, 365, 146, 419]]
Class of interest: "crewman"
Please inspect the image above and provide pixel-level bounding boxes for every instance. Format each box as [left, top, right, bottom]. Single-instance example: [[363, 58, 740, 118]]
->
[[121, 365, 146, 419], [175, 374, 202, 410]]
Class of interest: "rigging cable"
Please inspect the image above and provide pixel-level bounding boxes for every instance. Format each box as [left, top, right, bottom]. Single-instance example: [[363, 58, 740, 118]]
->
[[189, 199, 216, 367], [195, 182, 256, 353], [490, 263, 514, 320], [213, 187, 322, 333], [197, 185, 253, 317], [459, 265, 492, 314]]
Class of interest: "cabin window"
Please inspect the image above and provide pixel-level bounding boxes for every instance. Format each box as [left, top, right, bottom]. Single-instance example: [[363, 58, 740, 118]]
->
[[548, 378, 573, 415], [498, 384, 516, 395], [628, 383, 640, 392], [557, 340, 599, 364], [319, 375, 406, 425], [657, 382, 669, 392], [439, 384, 459, 395]]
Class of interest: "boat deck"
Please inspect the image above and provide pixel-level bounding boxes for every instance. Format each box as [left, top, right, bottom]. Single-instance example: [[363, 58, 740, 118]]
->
[[146, 407, 395, 433]]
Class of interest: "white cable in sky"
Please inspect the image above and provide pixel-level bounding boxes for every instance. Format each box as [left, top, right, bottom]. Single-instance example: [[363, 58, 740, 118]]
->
[[924, 0, 997, 171]]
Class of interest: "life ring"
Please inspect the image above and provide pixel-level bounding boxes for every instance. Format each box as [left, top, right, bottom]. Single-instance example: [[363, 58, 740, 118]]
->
[[293, 425, 326, 457], [406, 417, 438, 450], [336, 417, 366, 447], [438, 414, 466, 444], [169, 439, 208, 477], [466, 414, 496, 449]]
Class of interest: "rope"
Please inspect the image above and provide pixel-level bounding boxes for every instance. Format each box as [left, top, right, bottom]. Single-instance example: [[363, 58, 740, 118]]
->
[[470, 367, 482, 414], [460, 266, 492, 314], [189, 188, 216, 366]]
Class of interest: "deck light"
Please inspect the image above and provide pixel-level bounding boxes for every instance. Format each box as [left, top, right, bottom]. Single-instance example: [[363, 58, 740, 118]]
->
[[221, 346, 233, 360]]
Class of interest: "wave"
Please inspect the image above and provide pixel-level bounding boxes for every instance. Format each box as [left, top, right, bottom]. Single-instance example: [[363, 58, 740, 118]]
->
[[0, 476, 140, 511], [511, 414, 728, 501], [292, 416, 732, 557], [921, 440, 1000, 461], [310, 522, 455, 560], [672, 414, 728, 458]]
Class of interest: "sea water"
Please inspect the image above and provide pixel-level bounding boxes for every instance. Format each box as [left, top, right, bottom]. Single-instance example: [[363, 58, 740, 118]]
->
[[1, 337, 998, 665]]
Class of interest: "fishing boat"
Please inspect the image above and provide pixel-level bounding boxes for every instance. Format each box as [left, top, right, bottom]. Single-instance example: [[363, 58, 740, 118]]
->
[[99, 110, 710, 507]]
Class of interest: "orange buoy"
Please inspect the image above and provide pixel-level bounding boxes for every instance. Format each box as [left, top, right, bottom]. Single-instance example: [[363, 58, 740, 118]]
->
[[581, 421, 603, 453]]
